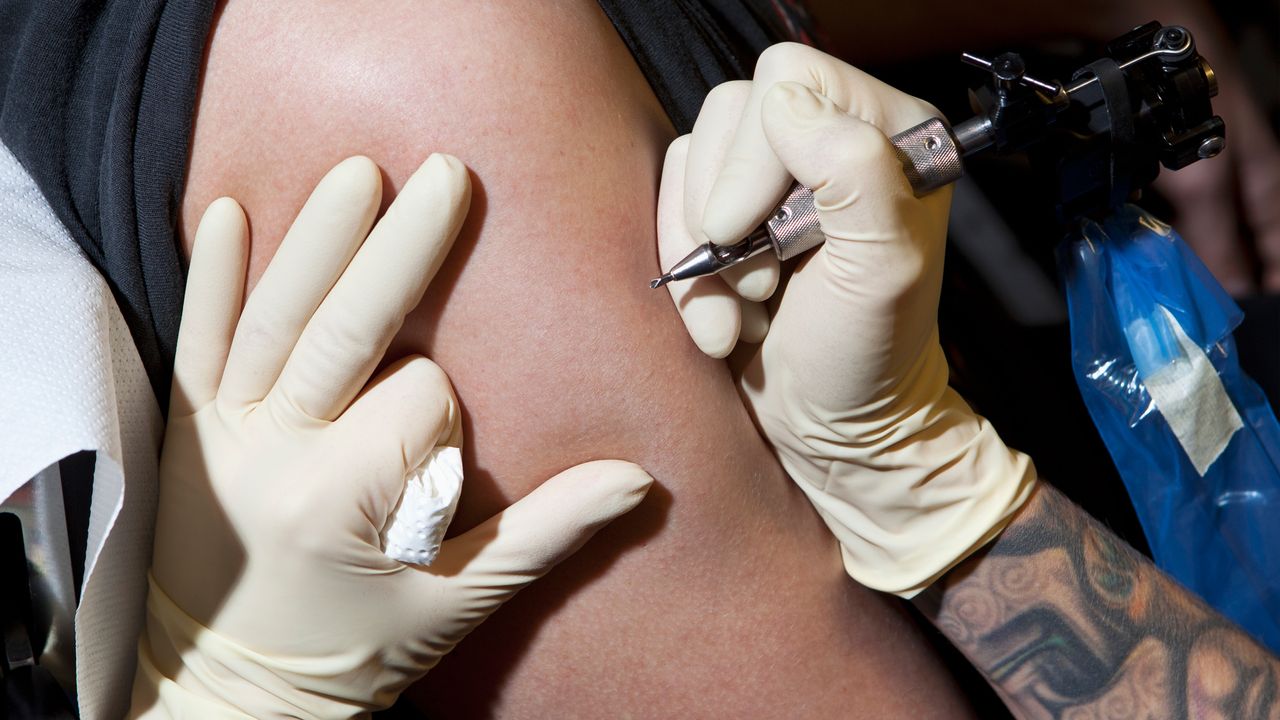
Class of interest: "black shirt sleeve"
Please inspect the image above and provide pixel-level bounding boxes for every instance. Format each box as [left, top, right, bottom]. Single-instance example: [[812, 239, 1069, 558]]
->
[[0, 0, 217, 412]]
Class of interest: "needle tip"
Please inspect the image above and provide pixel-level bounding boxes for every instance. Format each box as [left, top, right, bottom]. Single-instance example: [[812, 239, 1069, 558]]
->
[[650, 274, 674, 289]]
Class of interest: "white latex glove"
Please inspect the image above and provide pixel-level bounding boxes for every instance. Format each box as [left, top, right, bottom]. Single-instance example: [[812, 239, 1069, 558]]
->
[[128, 155, 653, 719], [658, 43, 1036, 597]]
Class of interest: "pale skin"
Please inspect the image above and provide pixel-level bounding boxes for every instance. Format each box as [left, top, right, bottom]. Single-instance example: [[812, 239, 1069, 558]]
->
[[178, 1, 973, 717]]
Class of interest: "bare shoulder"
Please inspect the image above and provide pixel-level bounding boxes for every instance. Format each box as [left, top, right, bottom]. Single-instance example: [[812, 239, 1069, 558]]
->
[[181, 0, 674, 270]]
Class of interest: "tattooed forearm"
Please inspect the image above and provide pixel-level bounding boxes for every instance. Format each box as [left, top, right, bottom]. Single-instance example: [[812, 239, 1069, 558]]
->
[[915, 483, 1280, 719]]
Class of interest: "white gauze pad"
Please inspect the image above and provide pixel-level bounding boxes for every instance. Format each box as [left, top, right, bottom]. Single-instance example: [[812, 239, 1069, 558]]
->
[[381, 446, 463, 565]]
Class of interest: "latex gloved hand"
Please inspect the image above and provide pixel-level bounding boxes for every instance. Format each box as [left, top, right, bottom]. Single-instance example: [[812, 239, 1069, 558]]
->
[[129, 155, 653, 719], [658, 43, 1035, 597]]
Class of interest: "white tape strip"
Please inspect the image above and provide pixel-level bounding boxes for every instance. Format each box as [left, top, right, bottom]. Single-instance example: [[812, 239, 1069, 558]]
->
[[1131, 306, 1242, 476]]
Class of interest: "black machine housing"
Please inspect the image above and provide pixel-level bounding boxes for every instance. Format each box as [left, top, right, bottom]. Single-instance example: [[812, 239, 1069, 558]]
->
[[967, 22, 1224, 223]]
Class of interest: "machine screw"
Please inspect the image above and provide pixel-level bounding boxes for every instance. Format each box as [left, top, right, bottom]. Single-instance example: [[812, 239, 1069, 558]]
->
[[992, 53, 1025, 82], [1198, 136, 1225, 158], [1157, 27, 1185, 49]]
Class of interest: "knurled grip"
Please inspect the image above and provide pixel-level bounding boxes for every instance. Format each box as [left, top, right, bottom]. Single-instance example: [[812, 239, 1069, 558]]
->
[[764, 117, 962, 261], [891, 117, 963, 194], [766, 184, 827, 260]]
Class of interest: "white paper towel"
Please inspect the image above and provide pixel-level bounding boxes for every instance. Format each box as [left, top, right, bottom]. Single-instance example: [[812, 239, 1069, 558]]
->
[[0, 140, 164, 719]]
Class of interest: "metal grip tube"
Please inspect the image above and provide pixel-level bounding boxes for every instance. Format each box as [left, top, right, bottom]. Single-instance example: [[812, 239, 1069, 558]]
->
[[766, 185, 826, 260], [892, 117, 964, 193], [764, 117, 962, 261]]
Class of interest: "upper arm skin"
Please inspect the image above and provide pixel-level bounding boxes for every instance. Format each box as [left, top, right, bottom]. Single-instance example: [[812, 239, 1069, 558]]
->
[[180, 2, 975, 717]]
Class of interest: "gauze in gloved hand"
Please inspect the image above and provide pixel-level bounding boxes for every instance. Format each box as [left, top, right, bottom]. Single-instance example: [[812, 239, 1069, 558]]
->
[[382, 446, 463, 566], [128, 155, 653, 719], [658, 44, 1036, 597]]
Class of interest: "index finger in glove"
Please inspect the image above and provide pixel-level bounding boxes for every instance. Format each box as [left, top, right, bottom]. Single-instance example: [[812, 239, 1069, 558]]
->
[[684, 81, 779, 302], [218, 156, 382, 410], [659, 136, 743, 359], [701, 43, 939, 247], [270, 154, 471, 422], [171, 197, 248, 417]]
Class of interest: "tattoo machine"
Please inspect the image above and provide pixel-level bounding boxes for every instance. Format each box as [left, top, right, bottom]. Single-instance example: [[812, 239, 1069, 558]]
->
[[650, 22, 1224, 288]]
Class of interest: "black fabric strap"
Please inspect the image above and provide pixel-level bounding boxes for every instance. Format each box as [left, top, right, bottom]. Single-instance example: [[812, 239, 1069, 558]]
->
[[1081, 58, 1135, 209]]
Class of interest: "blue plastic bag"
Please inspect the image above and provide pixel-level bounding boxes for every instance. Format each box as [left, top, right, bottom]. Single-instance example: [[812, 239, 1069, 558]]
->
[[1059, 205, 1280, 652]]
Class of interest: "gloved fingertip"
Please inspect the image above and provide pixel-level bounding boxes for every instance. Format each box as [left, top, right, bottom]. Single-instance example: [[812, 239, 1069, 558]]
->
[[598, 461, 654, 513], [333, 155, 382, 190], [393, 353, 454, 393], [421, 152, 469, 184], [701, 80, 754, 114], [665, 133, 692, 164], [424, 151, 461, 168], [558, 460, 654, 518], [666, 261, 745, 359], [694, 324, 739, 359], [311, 156, 384, 220], [196, 197, 247, 240], [761, 82, 862, 154], [205, 195, 243, 214], [591, 459, 655, 491], [191, 199, 248, 277], [763, 81, 828, 123], [730, 263, 779, 302], [678, 290, 741, 358], [414, 153, 470, 197]]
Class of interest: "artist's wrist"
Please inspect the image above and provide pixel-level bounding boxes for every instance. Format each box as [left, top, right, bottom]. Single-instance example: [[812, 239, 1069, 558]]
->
[[808, 394, 1037, 596]]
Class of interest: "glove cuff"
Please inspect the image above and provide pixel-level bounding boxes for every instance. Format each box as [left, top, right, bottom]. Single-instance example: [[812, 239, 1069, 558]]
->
[[783, 389, 1038, 598], [129, 573, 375, 719], [129, 634, 255, 719]]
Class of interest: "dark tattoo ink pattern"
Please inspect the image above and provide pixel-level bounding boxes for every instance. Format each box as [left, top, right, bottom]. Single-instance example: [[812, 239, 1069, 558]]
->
[[917, 484, 1280, 720]]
